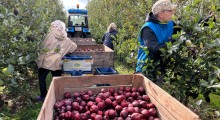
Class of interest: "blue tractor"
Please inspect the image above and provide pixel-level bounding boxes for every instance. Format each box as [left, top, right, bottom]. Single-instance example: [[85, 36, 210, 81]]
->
[[67, 4, 90, 38]]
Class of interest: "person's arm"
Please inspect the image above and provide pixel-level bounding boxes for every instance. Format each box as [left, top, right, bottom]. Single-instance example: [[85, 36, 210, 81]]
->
[[67, 38, 77, 53], [141, 27, 167, 58], [102, 33, 106, 42]]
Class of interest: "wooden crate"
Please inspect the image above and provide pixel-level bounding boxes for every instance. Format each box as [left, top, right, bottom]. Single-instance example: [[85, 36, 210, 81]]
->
[[71, 38, 96, 45], [37, 74, 200, 120], [70, 45, 114, 69]]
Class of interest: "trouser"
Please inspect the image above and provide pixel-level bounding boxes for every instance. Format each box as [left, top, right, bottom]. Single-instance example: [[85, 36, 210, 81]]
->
[[38, 68, 62, 97]]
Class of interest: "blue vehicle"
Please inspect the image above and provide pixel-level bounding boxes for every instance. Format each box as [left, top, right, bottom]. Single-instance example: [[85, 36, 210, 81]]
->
[[67, 4, 90, 38]]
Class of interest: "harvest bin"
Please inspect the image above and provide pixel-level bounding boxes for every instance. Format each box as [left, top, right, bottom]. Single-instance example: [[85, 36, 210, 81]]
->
[[62, 55, 93, 71], [70, 38, 96, 45], [37, 74, 200, 120], [70, 45, 114, 69]]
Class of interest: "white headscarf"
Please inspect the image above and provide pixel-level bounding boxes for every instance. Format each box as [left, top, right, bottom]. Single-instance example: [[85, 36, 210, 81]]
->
[[36, 20, 77, 70], [50, 20, 67, 40]]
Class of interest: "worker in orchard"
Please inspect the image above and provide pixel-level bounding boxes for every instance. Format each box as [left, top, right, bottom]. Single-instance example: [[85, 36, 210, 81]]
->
[[36, 20, 77, 101], [102, 23, 118, 50], [136, 0, 181, 84]]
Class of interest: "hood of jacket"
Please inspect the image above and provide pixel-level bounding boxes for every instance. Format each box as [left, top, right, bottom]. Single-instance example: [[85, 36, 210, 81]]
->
[[109, 29, 118, 35], [146, 12, 160, 23], [50, 20, 68, 41], [51, 29, 67, 41]]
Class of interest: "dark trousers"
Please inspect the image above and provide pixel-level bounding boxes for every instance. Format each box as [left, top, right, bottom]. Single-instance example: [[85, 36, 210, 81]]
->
[[38, 68, 61, 97]]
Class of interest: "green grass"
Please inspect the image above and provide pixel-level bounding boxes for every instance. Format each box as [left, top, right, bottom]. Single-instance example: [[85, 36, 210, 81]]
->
[[192, 93, 220, 120], [114, 60, 135, 74], [194, 93, 220, 111], [210, 93, 220, 110], [12, 103, 42, 120]]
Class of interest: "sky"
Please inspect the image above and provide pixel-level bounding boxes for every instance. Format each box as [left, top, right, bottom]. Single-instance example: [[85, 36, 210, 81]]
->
[[61, 0, 89, 11]]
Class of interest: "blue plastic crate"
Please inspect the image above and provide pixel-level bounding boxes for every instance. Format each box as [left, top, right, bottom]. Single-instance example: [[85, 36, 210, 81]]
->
[[82, 71, 93, 76], [63, 70, 83, 76], [95, 67, 118, 75], [63, 70, 93, 76]]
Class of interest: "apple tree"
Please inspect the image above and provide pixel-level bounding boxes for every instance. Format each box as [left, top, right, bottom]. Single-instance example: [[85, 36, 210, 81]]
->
[[0, 0, 66, 107], [141, 1, 220, 118]]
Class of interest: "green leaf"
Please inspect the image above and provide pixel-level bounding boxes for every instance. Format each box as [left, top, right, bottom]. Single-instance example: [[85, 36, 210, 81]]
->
[[209, 22, 215, 29], [18, 56, 25, 64], [210, 65, 220, 78], [215, 38, 220, 45], [7, 64, 14, 73], [0, 13, 4, 18], [194, 58, 202, 65], [0, 80, 4, 86], [10, 78, 17, 84], [214, 111, 220, 117], [3, 19, 8, 26], [179, 36, 187, 43], [0, 5, 6, 14], [195, 99, 202, 106], [207, 84, 220, 89], [194, 26, 202, 32], [200, 79, 209, 87], [166, 42, 172, 48]]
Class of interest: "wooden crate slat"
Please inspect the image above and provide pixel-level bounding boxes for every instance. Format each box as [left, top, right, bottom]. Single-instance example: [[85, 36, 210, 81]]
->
[[38, 78, 56, 120], [56, 75, 132, 88]]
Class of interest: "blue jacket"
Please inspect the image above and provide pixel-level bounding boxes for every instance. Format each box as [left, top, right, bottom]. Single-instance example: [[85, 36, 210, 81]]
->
[[136, 14, 174, 72]]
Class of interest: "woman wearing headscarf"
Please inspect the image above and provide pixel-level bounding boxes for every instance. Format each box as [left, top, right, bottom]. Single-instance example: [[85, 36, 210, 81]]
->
[[36, 20, 77, 101]]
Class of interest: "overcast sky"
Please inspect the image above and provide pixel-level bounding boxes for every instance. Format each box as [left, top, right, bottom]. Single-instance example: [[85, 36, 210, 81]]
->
[[61, 0, 89, 11]]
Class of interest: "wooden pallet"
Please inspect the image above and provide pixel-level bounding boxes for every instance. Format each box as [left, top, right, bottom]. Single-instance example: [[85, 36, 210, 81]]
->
[[37, 74, 200, 120]]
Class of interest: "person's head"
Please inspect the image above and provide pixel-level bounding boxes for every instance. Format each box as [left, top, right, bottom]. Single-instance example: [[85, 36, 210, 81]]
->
[[152, 0, 177, 23], [107, 23, 117, 32], [50, 20, 67, 36]]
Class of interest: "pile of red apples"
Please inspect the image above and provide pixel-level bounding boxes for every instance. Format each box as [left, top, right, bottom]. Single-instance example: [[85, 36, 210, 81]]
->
[[53, 86, 160, 120]]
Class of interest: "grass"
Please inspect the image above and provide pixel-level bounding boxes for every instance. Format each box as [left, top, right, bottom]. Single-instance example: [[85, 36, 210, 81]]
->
[[210, 93, 220, 110], [191, 93, 220, 120], [114, 60, 135, 74]]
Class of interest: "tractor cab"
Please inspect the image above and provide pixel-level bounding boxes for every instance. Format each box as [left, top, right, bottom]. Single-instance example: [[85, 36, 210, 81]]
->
[[67, 4, 90, 38]]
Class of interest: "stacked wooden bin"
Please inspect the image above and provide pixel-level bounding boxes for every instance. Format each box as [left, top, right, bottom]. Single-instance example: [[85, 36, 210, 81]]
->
[[66, 37, 117, 76], [37, 74, 200, 120]]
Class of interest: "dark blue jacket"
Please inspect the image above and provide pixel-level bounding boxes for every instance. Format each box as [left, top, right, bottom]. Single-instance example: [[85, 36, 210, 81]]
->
[[102, 30, 118, 50], [136, 12, 174, 72]]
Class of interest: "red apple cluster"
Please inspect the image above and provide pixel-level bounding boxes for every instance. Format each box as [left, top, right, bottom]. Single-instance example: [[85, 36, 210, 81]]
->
[[53, 87, 160, 120], [77, 48, 103, 52]]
